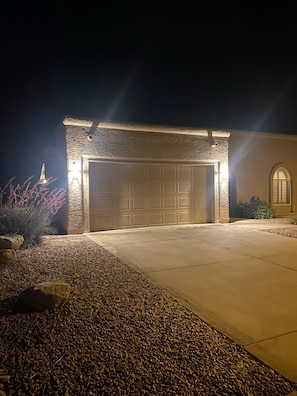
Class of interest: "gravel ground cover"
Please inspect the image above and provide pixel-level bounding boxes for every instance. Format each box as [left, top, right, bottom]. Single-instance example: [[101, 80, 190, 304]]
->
[[1, 234, 297, 395], [265, 227, 297, 239]]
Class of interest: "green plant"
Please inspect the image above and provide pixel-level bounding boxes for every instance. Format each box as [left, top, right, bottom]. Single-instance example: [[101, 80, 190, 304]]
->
[[235, 196, 275, 219], [233, 201, 249, 218], [290, 217, 297, 225], [0, 176, 67, 248]]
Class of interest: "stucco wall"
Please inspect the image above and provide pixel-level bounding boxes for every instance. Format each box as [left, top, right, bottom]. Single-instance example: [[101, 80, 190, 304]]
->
[[229, 131, 297, 216], [62, 118, 230, 233]]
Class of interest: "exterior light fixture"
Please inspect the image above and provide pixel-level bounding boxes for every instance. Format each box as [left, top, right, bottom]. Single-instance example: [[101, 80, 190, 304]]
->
[[207, 130, 218, 148], [85, 119, 100, 141], [38, 162, 47, 185], [220, 163, 229, 184], [68, 161, 81, 182]]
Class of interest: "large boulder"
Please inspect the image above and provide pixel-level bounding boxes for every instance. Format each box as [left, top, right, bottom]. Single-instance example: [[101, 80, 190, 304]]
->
[[17, 281, 71, 311], [0, 249, 16, 264], [0, 235, 24, 250]]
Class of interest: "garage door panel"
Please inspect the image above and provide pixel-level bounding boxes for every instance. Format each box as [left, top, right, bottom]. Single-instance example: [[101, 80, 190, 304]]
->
[[164, 182, 177, 194], [193, 167, 206, 177], [164, 196, 177, 209], [119, 198, 130, 210], [94, 215, 113, 230], [149, 212, 163, 225], [114, 182, 130, 194], [89, 162, 212, 231], [178, 166, 192, 178], [96, 198, 113, 211], [132, 213, 147, 226], [117, 165, 130, 178], [179, 196, 191, 208], [149, 197, 162, 209], [149, 166, 163, 178], [118, 214, 131, 228], [179, 211, 192, 223], [94, 164, 109, 177], [193, 181, 205, 193], [164, 166, 177, 178], [95, 181, 113, 194], [165, 212, 178, 224], [178, 181, 191, 193], [149, 182, 162, 194], [132, 182, 148, 194], [132, 197, 147, 210], [131, 165, 148, 178]]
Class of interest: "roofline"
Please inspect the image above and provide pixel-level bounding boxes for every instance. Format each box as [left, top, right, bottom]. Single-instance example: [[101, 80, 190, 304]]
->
[[229, 129, 297, 140], [62, 116, 297, 139], [62, 117, 230, 138]]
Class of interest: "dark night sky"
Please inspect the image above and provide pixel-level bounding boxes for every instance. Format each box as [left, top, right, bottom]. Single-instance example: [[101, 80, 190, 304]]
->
[[1, 3, 297, 184]]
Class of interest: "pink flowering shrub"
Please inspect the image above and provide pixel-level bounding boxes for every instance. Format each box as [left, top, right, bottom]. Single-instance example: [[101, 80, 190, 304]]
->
[[0, 176, 66, 214], [0, 176, 67, 248]]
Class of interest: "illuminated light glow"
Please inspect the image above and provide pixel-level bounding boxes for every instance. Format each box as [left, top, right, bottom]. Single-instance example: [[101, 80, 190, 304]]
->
[[38, 162, 47, 185], [105, 59, 142, 121], [251, 76, 295, 132], [68, 161, 81, 183], [220, 163, 229, 184]]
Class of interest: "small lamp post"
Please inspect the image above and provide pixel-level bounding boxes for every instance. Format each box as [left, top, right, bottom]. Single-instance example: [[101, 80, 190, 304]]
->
[[38, 162, 47, 185]]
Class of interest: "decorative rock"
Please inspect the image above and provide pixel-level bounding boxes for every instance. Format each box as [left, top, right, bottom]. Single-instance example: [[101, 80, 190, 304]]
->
[[0, 375, 10, 383], [0, 249, 16, 264], [0, 235, 24, 250], [17, 281, 71, 311]]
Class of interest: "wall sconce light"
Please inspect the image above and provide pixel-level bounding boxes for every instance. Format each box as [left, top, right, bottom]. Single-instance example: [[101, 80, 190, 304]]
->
[[68, 161, 81, 182], [220, 163, 229, 184], [38, 162, 47, 185], [208, 130, 218, 148]]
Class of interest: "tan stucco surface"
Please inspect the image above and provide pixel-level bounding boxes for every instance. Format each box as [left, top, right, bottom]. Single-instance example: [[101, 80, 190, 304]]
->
[[61, 118, 230, 233], [229, 131, 297, 216], [58, 118, 297, 232]]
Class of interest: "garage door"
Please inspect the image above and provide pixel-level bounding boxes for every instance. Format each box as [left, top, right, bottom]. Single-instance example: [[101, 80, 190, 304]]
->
[[89, 162, 212, 231]]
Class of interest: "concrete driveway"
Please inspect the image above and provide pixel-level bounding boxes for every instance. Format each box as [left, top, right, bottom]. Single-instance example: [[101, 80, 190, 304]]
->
[[86, 219, 297, 383]]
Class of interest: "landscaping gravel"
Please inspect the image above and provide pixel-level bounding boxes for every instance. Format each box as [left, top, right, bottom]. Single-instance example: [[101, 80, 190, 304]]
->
[[1, 234, 297, 395]]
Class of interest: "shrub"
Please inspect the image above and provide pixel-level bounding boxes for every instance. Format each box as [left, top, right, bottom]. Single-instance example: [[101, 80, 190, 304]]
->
[[0, 176, 67, 248], [235, 196, 275, 219], [0, 206, 57, 248], [290, 217, 297, 225]]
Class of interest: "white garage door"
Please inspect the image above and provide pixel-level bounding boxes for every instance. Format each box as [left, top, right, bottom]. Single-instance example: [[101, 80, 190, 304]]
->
[[89, 162, 212, 231]]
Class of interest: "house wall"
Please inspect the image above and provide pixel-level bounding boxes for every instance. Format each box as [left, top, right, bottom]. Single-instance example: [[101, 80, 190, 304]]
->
[[229, 131, 297, 216], [61, 118, 230, 233]]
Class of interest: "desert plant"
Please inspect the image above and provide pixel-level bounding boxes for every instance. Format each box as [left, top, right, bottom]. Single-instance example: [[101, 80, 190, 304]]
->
[[0, 206, 57, 248], [234, 201, 249, 218], [0, 176, 67, 248], [235, 196, 275, 219]]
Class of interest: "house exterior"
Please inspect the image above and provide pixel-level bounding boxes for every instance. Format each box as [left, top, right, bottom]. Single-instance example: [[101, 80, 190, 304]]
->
[[56, 117, 230, 234], [229, 130, 297, 218], [55, 117, 297, 234]]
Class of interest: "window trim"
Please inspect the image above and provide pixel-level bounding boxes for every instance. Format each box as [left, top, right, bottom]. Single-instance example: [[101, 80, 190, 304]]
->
[[270, 165, 291, 205]]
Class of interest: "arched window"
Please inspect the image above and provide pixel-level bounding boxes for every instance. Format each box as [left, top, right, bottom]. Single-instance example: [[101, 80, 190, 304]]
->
[[272, 167, 291, 204]]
